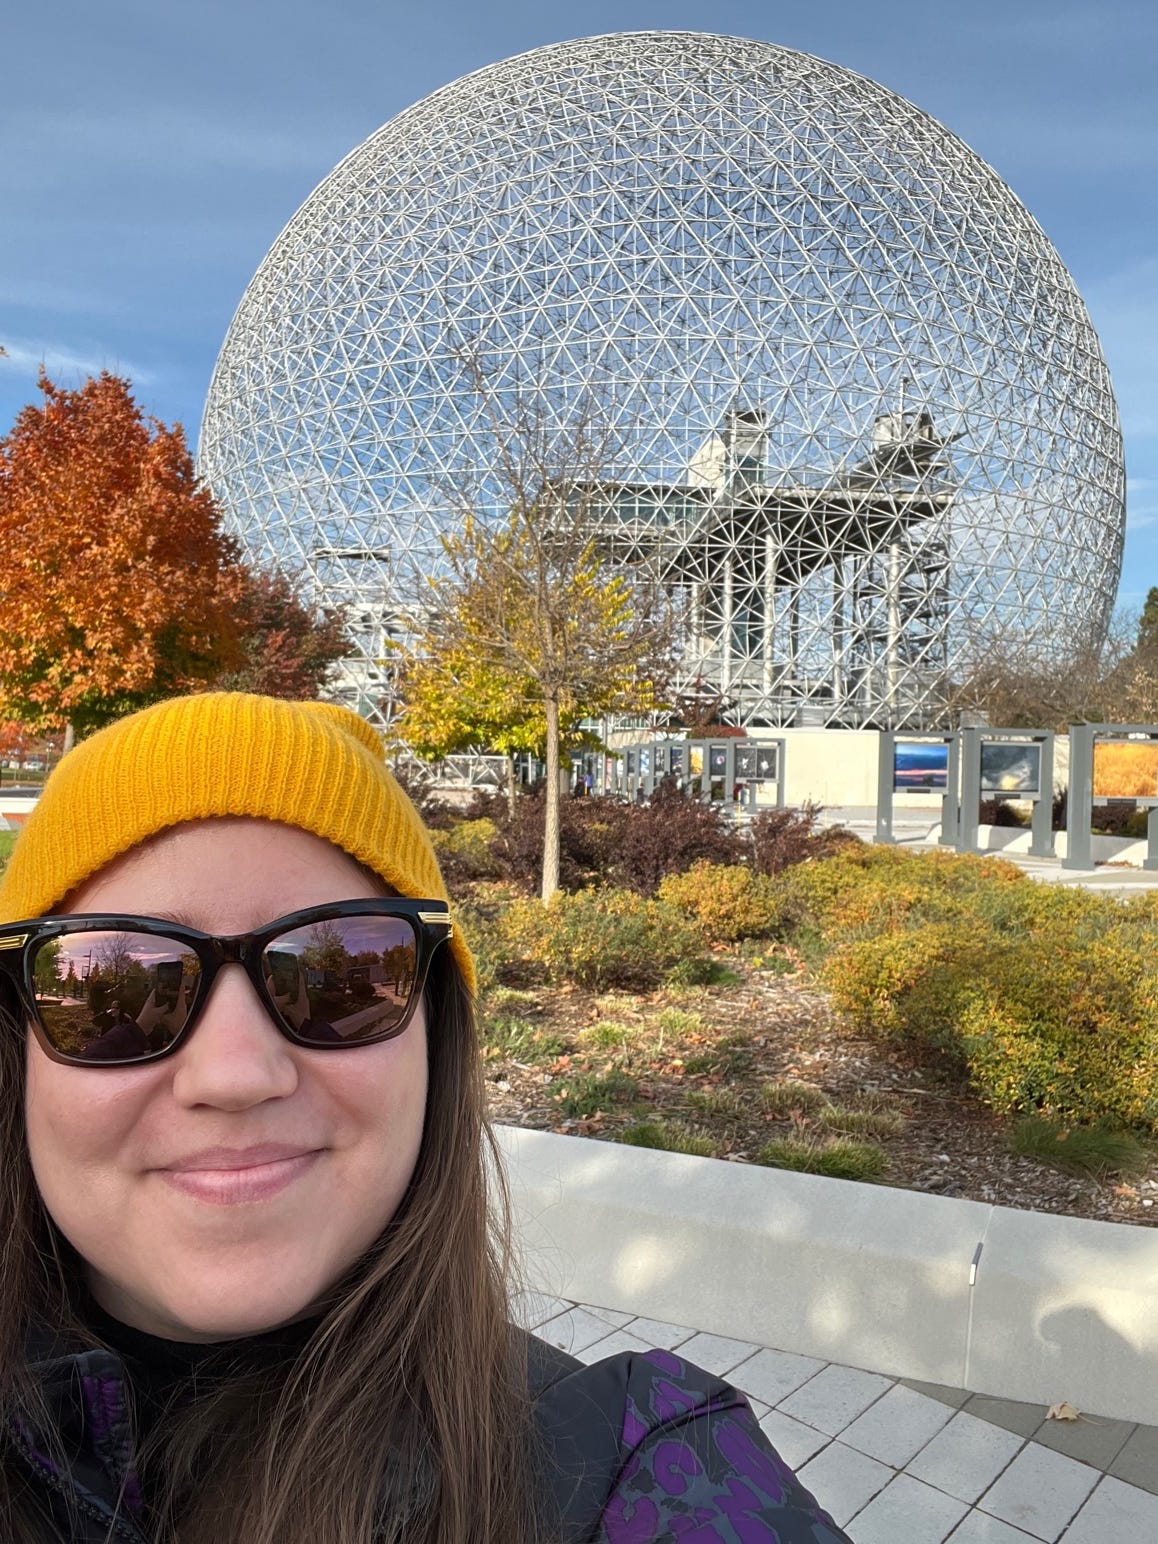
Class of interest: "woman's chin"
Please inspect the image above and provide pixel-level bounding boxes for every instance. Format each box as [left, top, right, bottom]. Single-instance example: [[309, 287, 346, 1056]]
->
[[92, 1273, 324, 1343]]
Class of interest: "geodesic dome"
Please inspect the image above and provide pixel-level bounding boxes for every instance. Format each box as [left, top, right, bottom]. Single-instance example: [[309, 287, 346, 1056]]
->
[[198, 31, 1125, 728]]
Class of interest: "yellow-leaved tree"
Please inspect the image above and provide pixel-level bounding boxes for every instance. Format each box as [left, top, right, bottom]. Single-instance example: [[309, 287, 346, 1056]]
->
[[396, 371, 678, 899]]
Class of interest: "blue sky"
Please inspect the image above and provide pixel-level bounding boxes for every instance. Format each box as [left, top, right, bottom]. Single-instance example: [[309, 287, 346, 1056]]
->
[[2, 0, 1155, 603]]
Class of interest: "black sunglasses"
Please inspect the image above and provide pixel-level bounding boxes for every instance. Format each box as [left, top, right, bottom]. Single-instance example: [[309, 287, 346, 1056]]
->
[[0, 900, 453, 1068]]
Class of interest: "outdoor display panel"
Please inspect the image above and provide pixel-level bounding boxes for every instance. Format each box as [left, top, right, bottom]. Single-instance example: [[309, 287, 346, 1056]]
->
[[1092, 741, 1158, 802], [689, 748, 704, 778], [733, 745, 756, 779], [980, 742, 1042, 795], [669, 745, 684, 773], [709, 747, 728, 777], [755, 746, 779, 781], [893, 741, 949, 791]]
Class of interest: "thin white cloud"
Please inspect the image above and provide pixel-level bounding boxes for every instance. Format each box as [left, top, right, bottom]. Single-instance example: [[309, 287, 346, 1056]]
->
[[0, 340, 157, 387]]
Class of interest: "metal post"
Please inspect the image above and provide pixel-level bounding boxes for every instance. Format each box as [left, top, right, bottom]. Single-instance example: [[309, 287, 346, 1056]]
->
[[942, 731, 962, 848], [1063, 724, 1095, 870], [957, 727, 981, 853], [724, 741, 737, 811], [1145, 805, 1158, 872], [775, 737, 787, 809], [876, 731, 895, 844], [1029, 733, 1055, 857]]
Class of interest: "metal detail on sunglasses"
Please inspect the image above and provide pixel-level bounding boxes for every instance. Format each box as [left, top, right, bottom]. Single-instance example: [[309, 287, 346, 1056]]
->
[[0, 901, 452, 1068]]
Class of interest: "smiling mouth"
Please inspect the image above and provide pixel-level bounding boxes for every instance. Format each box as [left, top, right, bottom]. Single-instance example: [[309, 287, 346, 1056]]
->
[[160, 1151, 322, 1205]]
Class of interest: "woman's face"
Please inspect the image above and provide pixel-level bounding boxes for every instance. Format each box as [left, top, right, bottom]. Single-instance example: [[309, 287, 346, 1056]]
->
[[24, 818, 429, 1341]]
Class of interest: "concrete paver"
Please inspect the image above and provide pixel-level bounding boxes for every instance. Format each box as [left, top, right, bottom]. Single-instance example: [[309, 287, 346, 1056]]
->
[[674, 1329, 761, 1376], [848, 1472, 969, 1543], [907, 1410, 1024, 1504], [558, 1297, 1158, 1541], [780, 1363, 894, 1435], [1059, 1475, 1158, 1542], [798, 1441, 893, 1528], [758, 1407, 832, 1469], [617, 1314, 695, 1349], [573, 1327, 652, 1363], [947, 1513, 1039, 1541], [978, 1443, 1099, 1540], [839, 1383, 954, 1467], [1108, 1421, 1158, 1495], [728, 1345, 827, 1407]]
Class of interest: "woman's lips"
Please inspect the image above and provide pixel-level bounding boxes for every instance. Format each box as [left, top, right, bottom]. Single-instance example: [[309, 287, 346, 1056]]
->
[[159, 1149, 322, 1205]]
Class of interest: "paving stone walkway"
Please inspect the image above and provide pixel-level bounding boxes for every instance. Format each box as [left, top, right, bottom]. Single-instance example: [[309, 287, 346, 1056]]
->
[[517, 1294, 1158, 1542]]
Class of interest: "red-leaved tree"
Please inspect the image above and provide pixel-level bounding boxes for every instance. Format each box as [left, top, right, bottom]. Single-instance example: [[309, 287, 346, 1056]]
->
[[0, 371, 242, 734]]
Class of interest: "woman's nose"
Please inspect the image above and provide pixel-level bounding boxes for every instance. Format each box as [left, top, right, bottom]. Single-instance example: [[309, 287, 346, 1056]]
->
[[169, 964, 299, 1110]]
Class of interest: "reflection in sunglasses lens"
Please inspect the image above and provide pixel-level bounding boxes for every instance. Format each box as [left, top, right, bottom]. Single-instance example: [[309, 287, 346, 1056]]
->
[[263, 916, 418, 1045], [33, 932, 199, 1062]]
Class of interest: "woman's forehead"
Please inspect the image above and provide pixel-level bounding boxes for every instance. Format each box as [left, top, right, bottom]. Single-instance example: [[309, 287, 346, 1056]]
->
[[59, 819, 390, 920]]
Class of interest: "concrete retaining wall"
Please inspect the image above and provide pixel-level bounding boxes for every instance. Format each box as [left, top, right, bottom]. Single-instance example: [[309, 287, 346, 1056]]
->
[[498, 1124, 1158, 1424]]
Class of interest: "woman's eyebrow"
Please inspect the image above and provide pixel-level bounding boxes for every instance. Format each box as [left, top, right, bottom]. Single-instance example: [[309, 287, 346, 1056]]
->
[[139, 909, 204, 930]]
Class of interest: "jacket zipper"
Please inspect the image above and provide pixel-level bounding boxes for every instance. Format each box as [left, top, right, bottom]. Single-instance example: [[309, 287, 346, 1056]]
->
[[8, 1423, 146, 1543]]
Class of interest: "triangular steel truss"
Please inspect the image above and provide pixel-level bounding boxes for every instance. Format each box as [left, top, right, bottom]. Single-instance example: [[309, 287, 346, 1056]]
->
[[197, 32, 1125, 730]]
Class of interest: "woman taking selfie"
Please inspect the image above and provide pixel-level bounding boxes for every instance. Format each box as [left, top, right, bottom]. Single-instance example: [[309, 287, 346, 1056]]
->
[[0, 692, 849, 1542]]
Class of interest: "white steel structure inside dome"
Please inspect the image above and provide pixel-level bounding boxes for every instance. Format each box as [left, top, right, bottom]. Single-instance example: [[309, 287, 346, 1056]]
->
[[198, 31, 1125, 730]]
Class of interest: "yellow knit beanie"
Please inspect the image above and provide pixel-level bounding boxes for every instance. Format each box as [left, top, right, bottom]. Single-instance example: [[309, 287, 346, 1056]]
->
[[0, 692, 474, 994]]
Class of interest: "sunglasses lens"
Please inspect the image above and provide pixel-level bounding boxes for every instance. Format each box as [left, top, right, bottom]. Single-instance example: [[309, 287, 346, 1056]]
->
[[32, 932, 200, 1063], [262, 914, 420, 1046]]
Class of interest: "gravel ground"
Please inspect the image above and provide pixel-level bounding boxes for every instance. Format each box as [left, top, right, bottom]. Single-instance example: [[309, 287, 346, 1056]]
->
[[482, 961, 1158, 1228]]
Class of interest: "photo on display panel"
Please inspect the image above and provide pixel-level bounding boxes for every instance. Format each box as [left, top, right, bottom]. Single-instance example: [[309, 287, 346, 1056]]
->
[[639, 748, 651, 775], [669, 745, 684, 773], [689, 748, 704, 778], [733, 745, 757, 779], [980, 742, 1041, 795], [709, 747, 728, 776], [1092, 741, 1158, 801], [755, 747, 778, 780], [893, 741, 949, 791]]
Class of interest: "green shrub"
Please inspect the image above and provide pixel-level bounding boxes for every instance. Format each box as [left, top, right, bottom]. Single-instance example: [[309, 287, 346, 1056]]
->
[[755, 1137, 889, 1182], [616, 1119, 717, 1156], [821, 922, 983, 1044], [1009, 1117, 1149, 1180], [497, 889, 711, 990], [430, 818, 501, 880], [657, 861, 790, 943], [553, 1069, 639, 1118]]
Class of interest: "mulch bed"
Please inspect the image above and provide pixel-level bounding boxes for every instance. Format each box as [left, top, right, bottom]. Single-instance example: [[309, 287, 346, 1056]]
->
[[482, 954, 1158, 1228]]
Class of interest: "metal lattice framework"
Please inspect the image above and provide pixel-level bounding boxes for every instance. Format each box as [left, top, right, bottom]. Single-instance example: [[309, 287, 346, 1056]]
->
[[198, 31, 1125, 729]]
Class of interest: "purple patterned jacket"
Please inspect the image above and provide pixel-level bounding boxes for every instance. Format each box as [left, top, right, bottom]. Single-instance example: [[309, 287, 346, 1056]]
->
[[7, 1337, 851, 1541]]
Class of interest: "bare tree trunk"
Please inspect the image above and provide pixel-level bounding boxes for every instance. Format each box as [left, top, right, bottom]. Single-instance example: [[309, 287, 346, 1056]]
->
[[541, 695, 561, 902], [506, 754, 518, 820]]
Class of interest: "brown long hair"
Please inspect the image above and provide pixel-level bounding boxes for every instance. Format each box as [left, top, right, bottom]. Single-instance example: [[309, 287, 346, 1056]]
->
[[0, 952, 546, 1543]]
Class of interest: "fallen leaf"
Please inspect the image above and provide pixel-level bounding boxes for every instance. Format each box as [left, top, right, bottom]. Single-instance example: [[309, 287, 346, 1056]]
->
[[1046, 1401, 1081, 1422]]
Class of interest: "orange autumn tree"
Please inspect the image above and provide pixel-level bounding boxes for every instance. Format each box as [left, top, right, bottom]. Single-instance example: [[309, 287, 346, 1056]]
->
[[0, 371, 243, 735]]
